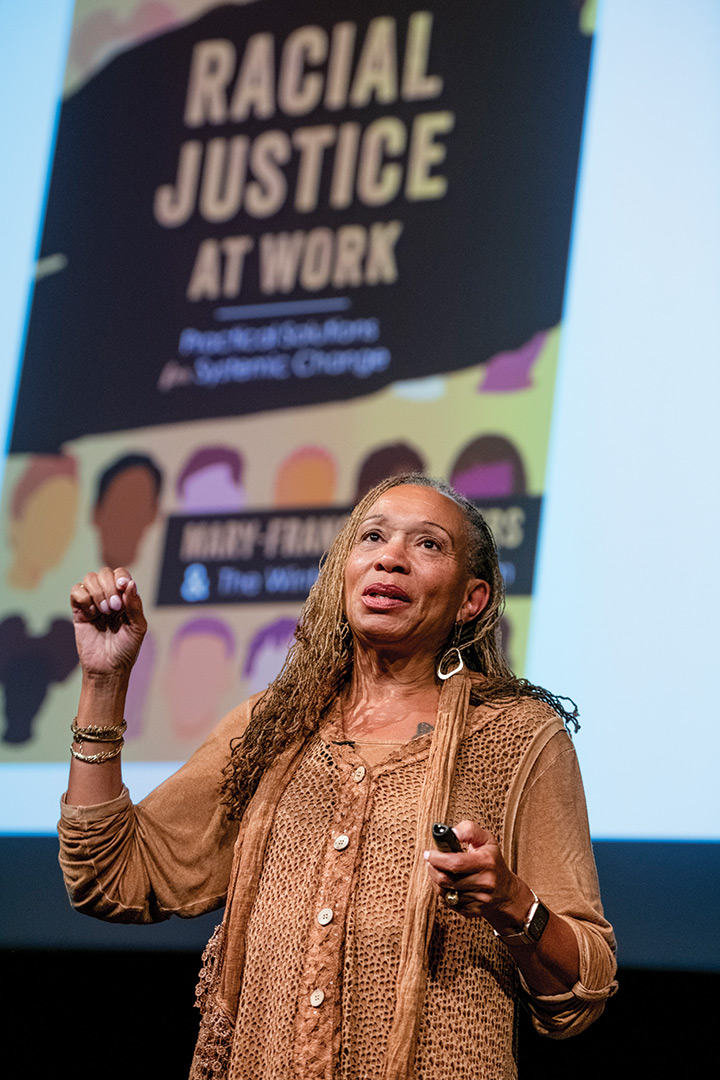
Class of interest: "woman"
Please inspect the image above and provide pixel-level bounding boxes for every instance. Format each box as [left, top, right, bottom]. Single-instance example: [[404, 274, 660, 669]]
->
[[59, 475, 617, 1080]]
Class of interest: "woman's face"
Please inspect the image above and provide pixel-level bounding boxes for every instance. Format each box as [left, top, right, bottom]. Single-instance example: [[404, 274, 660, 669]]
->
[[343, 485, 490, 659]]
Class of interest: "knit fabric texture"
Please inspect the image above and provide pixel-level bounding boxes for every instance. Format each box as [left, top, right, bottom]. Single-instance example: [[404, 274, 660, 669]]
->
[[58, 690, 617, 1080]]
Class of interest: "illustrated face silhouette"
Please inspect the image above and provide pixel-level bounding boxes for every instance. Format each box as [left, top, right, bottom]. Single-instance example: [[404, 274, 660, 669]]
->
[[8, 475, 78, 589], [354, 443, 426, 501], [0, 616, 78, 743], [451, 461, 515, 498], [93, 465, 159, 567], [180, 462, 245, 512], [243, 618, 297, 696], [450, 435, 527, 499], [274, 449, 337, 507], [165, 630, 235, 740], [245, 636, 292, 695]]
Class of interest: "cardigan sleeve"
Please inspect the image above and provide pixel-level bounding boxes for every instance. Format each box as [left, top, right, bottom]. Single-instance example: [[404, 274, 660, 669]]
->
[[508, 727, 618, 1038], [57, 700, 252, 924]]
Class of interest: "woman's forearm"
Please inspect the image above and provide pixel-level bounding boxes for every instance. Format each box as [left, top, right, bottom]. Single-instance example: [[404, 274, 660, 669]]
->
[[66, 570, 146, 806], [66, 672, 129, 806], [486, 888, 580, 996]]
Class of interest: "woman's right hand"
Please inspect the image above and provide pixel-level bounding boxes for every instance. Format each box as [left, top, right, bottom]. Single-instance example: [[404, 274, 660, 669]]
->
[[70, 567, 147, 679]]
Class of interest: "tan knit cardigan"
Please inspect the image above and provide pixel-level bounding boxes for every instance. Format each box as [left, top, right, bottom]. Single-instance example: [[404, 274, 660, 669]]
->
[[58, 678, 617, 1079]]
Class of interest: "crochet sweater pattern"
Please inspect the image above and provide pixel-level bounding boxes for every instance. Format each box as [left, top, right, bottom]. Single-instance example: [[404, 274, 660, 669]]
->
[[58, 690, 617, 1079]]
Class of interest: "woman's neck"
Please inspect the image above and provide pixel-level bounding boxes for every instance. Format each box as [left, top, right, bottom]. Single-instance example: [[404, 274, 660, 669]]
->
[[342, 651, 440, 743]]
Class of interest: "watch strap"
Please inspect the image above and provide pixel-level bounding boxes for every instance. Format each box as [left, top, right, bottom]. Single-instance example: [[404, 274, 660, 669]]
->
[[493, 890, 550, 946]]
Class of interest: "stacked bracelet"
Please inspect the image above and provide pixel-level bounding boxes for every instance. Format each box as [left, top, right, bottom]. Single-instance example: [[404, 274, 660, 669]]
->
[[70, 741, 124, 764], [71, 718, 127, 743], [70, 717, 127, 763]]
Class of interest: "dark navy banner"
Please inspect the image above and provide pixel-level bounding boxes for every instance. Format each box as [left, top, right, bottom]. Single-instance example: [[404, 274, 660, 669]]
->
[[155, 496, 541, 606], [12, 0, 590, 452]]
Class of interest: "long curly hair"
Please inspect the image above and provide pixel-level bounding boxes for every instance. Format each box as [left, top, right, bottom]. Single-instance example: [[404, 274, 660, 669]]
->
[[220, 473, 577, 820]]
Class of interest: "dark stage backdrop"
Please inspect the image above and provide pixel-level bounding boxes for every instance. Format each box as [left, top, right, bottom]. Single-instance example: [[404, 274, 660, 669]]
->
[[3, 944, 716, 1078]]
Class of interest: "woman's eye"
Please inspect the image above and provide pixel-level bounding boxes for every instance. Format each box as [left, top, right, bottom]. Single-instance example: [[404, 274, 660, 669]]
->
[[421, 537, 441, 550]]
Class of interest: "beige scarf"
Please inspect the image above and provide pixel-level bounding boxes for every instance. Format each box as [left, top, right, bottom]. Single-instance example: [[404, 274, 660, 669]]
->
[[191, 668, 472, 1080]]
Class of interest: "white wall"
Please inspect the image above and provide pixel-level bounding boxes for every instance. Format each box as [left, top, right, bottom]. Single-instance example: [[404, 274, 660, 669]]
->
[[528, 0, 720, 839], [0, 0, 75, 474]]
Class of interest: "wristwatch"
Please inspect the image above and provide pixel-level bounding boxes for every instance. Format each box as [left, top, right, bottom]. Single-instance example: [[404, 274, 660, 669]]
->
[[494, 890, 550, 946]]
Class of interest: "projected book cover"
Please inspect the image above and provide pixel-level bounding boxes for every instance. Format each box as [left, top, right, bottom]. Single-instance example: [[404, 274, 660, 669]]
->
[[0, 0, 594, 766]]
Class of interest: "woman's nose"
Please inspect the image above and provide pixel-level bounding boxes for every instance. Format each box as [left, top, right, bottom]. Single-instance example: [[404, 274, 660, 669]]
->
[[374, 537, 409, 572]]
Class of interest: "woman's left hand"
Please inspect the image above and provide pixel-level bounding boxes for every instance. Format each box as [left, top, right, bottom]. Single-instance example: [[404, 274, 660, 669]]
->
[[424, 820, 534, 928], [425, 820, 582, 994]]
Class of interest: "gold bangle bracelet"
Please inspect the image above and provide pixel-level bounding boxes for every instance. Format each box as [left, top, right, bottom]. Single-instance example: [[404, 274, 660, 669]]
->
[[71, 718, 127, 742], [70, 739, 124, 764]]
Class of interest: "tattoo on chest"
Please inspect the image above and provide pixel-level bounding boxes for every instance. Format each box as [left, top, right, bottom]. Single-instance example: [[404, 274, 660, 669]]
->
[[413, 722, 435, 740]]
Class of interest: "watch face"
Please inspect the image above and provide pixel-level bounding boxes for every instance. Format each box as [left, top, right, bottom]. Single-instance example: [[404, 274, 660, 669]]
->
[[528, 900, 550, 941]]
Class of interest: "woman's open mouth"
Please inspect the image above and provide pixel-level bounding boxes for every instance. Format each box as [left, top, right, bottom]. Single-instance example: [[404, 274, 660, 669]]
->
[[362, 583, 411, 609]]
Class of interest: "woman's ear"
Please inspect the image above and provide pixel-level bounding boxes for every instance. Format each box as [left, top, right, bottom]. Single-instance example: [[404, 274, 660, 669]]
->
[[457, 579, 491, 623]]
